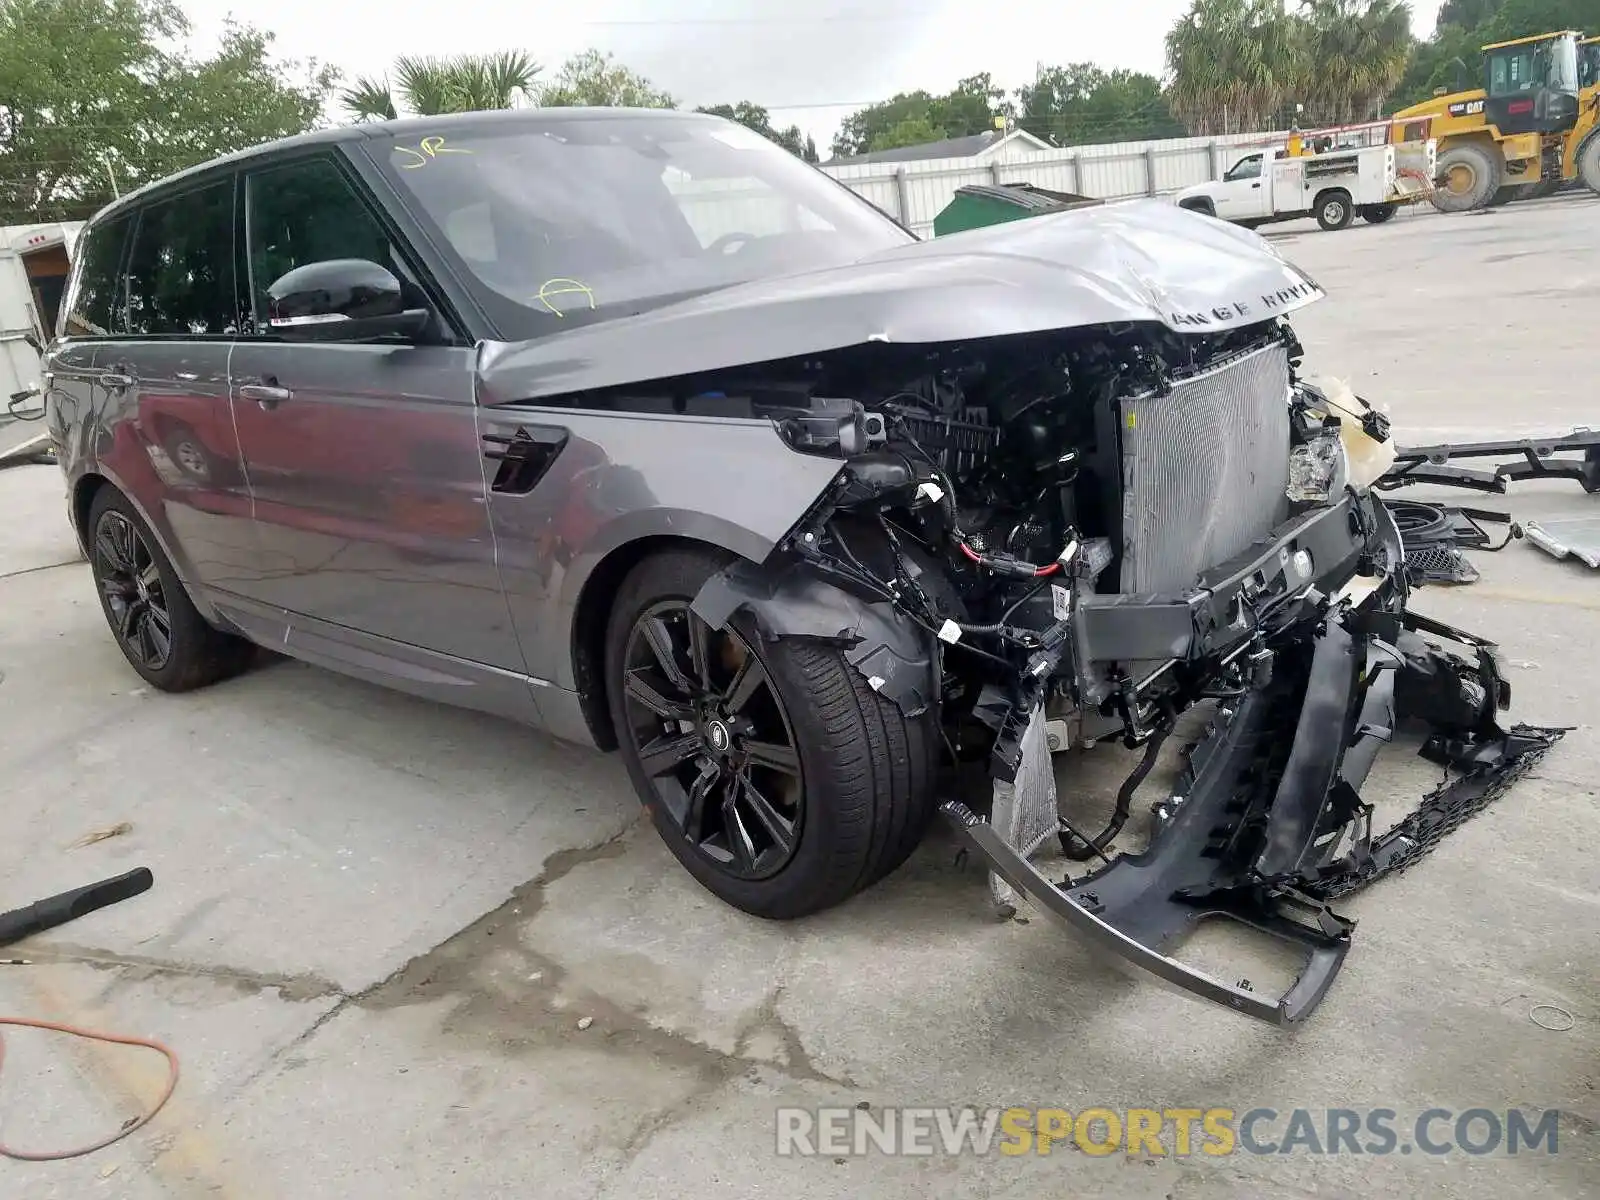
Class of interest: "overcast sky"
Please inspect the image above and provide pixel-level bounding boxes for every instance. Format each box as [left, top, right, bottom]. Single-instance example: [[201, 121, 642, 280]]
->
[[183, 0, 1447, 149]]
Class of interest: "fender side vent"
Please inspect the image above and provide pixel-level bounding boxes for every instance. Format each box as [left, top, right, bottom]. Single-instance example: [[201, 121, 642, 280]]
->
[[483, 424, 569, 495]]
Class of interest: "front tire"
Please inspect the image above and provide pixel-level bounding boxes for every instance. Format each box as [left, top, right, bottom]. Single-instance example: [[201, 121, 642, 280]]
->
[[1432, 143, 1501, 212], [87, 487, 254, 691], [605, 548, 939, 919], [1316, 190, 1354, 231]]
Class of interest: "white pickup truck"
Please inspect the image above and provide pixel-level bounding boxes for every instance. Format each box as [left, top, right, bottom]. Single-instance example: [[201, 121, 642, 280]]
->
[[1175, 141, 1434, 232]]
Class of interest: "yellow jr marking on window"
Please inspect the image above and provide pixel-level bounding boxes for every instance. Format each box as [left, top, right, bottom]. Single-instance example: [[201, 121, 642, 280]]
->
[[394, 136, 472, 169], [536, 279, 596, 317], [1127, 412, 1137, 429]]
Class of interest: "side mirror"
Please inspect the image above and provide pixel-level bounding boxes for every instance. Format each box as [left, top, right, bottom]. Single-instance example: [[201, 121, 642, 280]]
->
[[266, 259, 429, 343]]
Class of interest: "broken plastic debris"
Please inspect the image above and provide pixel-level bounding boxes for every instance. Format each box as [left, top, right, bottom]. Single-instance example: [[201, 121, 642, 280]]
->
[[577, 1016, 594, 1031], [1302, 376, 1397, 489], [917, 481, 946, 504]]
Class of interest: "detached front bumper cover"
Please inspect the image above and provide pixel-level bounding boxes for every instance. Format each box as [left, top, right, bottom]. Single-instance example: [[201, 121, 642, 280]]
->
[[942, 604, 1566, 1026]]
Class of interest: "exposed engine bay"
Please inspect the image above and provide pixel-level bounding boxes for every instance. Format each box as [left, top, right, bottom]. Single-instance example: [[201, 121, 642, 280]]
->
[[673, 311, 1566, 1025]]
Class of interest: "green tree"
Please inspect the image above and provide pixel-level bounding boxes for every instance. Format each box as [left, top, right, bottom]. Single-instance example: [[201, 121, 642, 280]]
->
[[1389, 0, 1600, 109], [1475, 0, 1600, 41], [340, 52, 539, 121], [1017, 63, 1186, 145], [1436, 0, 1502, 27], [1295, 0, 1415, 124], [0, 0, 336, 224], [831, 73, 1008, 158], [538, 49, 675, 108], [1165, 0, 1303, 133], [696, 101, 818, 161], [869, 115, 944, 152]]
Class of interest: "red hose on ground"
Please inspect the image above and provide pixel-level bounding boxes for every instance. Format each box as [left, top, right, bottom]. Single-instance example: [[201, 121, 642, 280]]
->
[[0, 1016, 179, 1161]]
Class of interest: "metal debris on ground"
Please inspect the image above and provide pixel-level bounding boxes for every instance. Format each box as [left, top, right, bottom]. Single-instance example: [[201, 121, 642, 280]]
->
[[1529, 1004, 1576, 1032], [1524, 516, 1600, 569]]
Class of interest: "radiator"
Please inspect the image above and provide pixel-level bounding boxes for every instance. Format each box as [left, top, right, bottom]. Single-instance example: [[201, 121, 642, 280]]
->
[[1118, 342, 1292, 594]]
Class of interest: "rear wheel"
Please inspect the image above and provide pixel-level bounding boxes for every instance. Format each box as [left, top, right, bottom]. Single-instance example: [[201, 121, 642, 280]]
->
[[1432, 143, 1501, 212], [605, 548, 939, 919], [1315, 190, 1354, 231], [1359, 204, 1397, 224], [87, 487, 254, 690], [1579, 135, 1600, 196]]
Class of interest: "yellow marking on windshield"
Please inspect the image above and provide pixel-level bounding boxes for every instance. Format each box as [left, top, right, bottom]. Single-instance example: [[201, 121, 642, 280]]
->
[[394, 135, 472, 169], [536, 278, 596, 317]]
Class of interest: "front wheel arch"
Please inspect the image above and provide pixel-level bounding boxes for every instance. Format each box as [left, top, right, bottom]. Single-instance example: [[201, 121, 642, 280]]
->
[[571, 534, 738, 751]]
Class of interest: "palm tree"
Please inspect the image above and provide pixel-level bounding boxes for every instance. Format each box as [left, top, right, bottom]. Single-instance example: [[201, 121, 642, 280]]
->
[[340, 52, 540, 121], [1295, 0, 1414, 125], [1165, 0, 1303, 134]]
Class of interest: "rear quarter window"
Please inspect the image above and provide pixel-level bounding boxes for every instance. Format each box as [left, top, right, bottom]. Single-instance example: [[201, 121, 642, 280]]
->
[[60, 214, 131, 338]]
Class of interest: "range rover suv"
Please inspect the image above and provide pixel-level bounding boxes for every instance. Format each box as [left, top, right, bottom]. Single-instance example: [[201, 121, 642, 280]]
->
[[45, 108, 1553, 1024]]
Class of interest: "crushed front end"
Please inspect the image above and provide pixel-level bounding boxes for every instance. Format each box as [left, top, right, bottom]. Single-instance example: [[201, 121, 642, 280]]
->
[[683, 310, 1563, 1024]]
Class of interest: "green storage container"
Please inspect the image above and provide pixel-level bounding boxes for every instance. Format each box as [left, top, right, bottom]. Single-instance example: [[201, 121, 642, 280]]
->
[[932, 183, 1103, 237]]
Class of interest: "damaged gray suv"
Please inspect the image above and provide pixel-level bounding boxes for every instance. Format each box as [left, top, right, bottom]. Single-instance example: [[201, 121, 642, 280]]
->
[[45, 108, 1561, 1024]]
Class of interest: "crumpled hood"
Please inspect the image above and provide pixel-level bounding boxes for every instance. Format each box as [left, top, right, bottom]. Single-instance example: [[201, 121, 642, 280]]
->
[[478, 198, 1324, 404]]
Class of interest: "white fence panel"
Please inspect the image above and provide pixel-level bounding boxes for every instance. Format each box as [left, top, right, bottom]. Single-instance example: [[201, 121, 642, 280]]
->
[[821, 129, 1285, 237]]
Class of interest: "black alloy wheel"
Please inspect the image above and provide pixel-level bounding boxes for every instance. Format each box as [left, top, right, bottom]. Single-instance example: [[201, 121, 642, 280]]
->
[[619, 600, 804, 881], [93, 509, 174, 672]]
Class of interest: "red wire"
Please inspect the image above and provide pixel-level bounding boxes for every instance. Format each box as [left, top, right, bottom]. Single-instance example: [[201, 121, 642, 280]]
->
[[957, 541, 1060, 576], [0, 1016, 180, 1161]]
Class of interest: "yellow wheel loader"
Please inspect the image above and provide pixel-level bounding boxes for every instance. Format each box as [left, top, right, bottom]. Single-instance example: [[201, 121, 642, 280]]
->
[[1391, 30, 1600, 211]]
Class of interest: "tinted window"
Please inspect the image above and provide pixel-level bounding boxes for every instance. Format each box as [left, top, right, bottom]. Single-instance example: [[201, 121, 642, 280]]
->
[[245, 158, 394, 326], [375, 116, 913, 340], [61, 215, 130, 337], [123, 181, 239, 336]]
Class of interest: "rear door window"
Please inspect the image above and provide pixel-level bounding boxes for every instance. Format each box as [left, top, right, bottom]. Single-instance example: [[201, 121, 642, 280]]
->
[[61, 215, 132, 338], [122, 180, 239, 336]]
